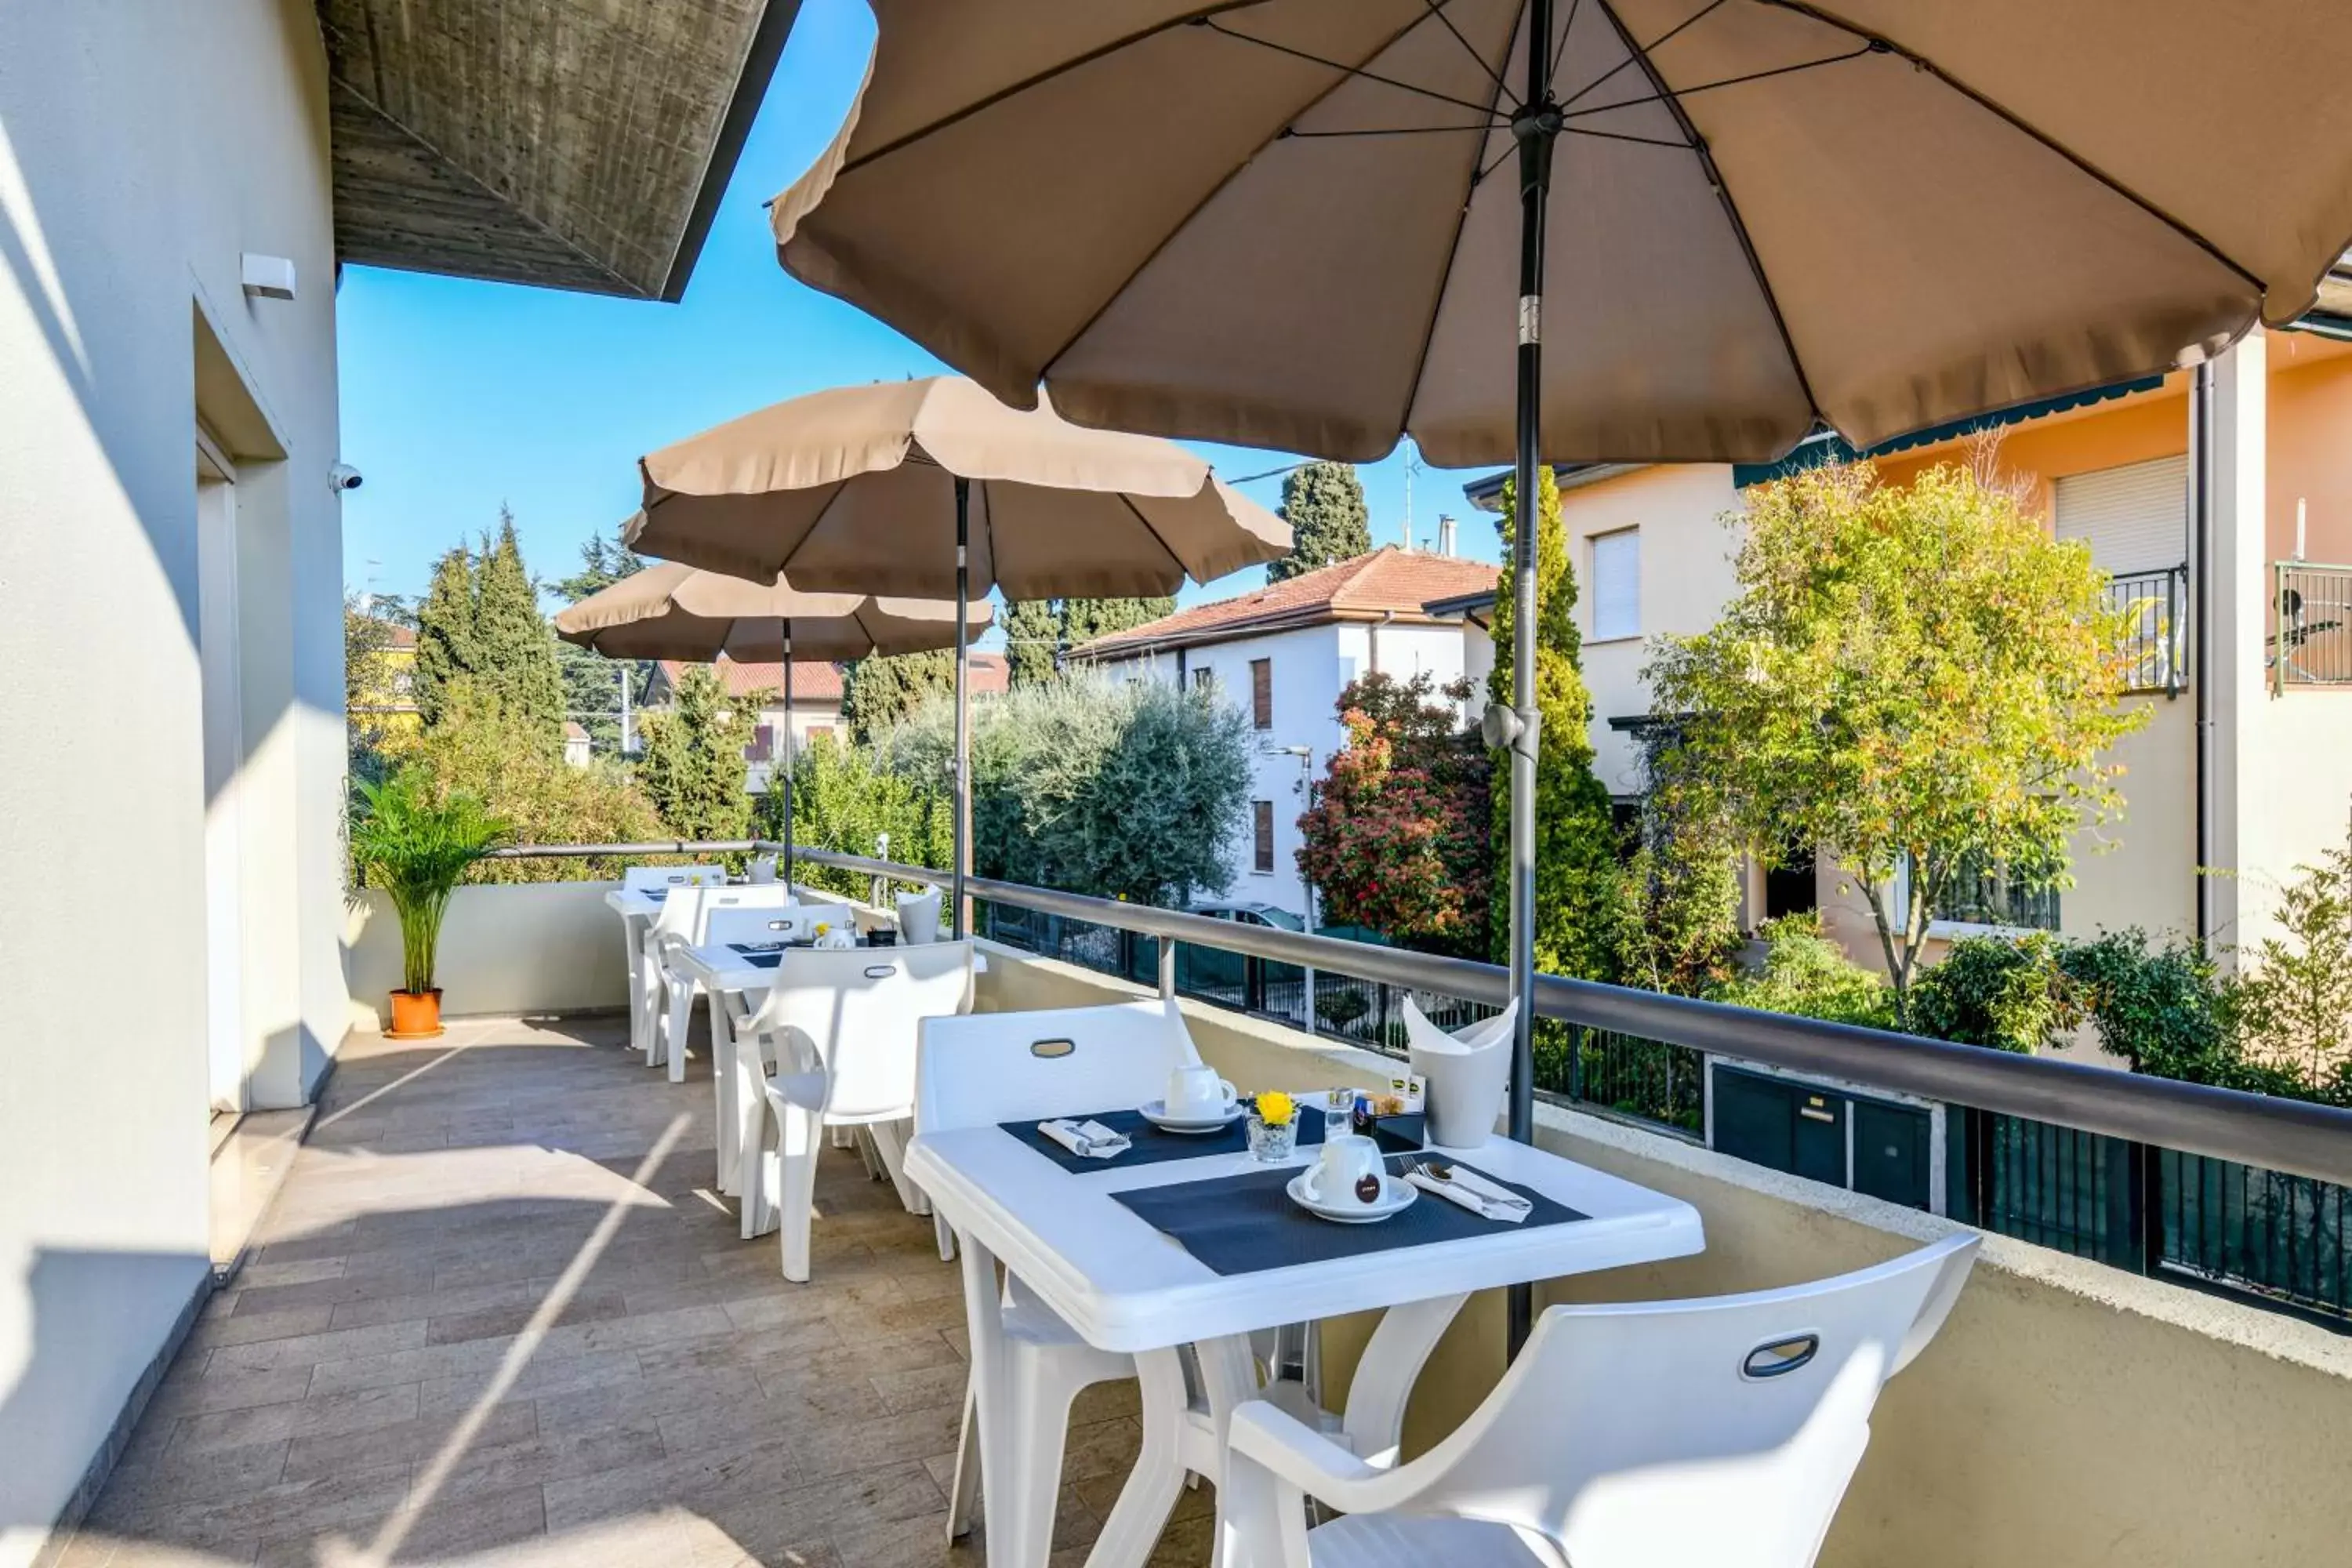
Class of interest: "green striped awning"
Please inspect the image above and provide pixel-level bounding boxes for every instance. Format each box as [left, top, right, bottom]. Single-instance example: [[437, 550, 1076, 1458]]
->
[[1731, 376, 2169, 488]]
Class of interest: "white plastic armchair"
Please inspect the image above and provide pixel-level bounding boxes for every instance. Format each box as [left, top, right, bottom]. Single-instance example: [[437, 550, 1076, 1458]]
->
[[913, 1000, 1204, 1556], [736, 940, 976, 1280], [646, 884, 795, 1076], [623, 864, 727, 891], [1219, 1234, 1980, 1568], [912, 997, 1201, 1133]]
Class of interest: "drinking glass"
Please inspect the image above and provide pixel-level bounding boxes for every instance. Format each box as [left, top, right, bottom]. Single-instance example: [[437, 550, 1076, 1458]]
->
[[1322, 1087, 1356, 1141]]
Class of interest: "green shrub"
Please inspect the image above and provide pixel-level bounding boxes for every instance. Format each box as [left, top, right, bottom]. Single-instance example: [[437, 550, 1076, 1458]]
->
[[1908, 933, 2080, 1054], [1713, 913, 1894, 1030], [394, 680, 663, 883], [761, 731, 953, 903]]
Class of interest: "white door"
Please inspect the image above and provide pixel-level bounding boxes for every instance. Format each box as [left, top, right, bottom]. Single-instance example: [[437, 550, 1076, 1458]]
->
[[198, 446, 246, 1115], [2053, 456, 2189, 575]]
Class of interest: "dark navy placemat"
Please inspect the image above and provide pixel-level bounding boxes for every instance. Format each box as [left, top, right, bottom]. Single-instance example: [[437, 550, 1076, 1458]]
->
[[729, 938, 876, 968], [1001, 1104, 1327, 1172], [1109, 1156, 1585, 1275]]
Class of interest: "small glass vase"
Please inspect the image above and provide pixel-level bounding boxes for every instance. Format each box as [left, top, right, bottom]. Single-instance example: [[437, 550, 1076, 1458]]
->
[[1247, 1114, 1298, 1163]]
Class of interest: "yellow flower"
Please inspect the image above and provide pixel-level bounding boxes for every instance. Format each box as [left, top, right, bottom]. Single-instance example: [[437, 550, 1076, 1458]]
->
[[1256, 1091, 1294, 1127], [814, 922, 830, 936]]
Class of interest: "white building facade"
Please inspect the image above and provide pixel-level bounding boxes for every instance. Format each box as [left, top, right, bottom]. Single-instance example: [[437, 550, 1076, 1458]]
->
[[1078, 550, 1497, 922]]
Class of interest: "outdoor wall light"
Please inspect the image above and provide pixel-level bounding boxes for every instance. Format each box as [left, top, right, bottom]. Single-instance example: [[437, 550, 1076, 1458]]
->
[[241, 253, 297, 301]]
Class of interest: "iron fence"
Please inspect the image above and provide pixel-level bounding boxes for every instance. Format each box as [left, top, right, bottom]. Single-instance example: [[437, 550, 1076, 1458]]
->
[[2272, 561, 2352, 690], [1955, 1111, 2350, 1325]]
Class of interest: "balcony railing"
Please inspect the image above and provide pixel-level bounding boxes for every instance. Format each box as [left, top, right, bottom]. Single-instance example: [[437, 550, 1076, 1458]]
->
[[489, 839, 2352, 1324], [2272, 561, 2352, 691], [2108, 564, 2187, 696]]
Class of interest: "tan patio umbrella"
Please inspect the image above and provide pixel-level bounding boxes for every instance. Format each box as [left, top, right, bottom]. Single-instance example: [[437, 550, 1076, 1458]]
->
[[554, 561, 987, 887], [621, 376, 1290, 930], [765, 0, 2352, 1352]]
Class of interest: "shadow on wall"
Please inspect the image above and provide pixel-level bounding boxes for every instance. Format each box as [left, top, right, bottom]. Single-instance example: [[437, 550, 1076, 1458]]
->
[[0, 1247, 212, 1561]]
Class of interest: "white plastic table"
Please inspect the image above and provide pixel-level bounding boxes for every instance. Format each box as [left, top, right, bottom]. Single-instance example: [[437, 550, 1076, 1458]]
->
[[906, 1124, 1704, 1567]]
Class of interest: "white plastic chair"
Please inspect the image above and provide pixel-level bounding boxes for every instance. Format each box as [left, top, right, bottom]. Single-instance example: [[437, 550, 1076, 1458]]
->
[[645, 884, 794, 1074], [622, 864, 727, 890], [896, 887, 943, 946], [913, 1001, 1204, 1559], [736, 940, 977, 1280], [699, 902, 866, 1184], [1220, 1234, 1981, 1568]]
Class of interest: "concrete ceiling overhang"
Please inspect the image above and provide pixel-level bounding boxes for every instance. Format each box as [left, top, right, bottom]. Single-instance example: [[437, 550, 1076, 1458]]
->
[[318, 0, 800, 301]]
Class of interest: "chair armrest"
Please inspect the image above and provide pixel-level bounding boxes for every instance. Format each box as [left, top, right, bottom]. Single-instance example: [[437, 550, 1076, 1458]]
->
[[1228, 1400, 1381, 1499], [1229, 1399, 1444, 1522]]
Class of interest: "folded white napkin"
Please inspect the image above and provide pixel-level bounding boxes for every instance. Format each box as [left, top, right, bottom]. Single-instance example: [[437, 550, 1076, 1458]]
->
[[1039, 1119, 1131, 1160], [1405, 1166, 1531, 1223]]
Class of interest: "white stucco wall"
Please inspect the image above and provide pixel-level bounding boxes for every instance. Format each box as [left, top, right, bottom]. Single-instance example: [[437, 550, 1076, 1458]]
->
[[0, 3, 343, 1558], [1546, 463, 1744, 795], [345, 884, 631, 1025], [1107, 617, 1485, 921]]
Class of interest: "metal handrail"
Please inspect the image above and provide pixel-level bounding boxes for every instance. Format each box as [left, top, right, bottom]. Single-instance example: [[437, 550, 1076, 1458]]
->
[[485, 839, 2352, 1189]]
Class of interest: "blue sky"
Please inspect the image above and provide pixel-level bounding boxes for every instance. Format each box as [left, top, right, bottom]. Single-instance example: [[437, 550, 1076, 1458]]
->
[[335, 0, 1503, 633]]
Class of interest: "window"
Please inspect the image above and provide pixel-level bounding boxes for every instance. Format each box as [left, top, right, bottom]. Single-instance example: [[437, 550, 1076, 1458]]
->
[[1252, 800, 1275, 872], [1928, 851, 2060, 932], [2054, 455, 2187, 574], [1592, 528, 1640, 641], [1250, 659, 1272, 728], [1193, 666, 1218, 695]]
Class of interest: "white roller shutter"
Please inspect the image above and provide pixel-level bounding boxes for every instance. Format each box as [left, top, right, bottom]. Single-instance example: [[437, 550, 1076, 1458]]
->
[[2054, 456, 2188, 575], [1591, 528, 1640, 641]]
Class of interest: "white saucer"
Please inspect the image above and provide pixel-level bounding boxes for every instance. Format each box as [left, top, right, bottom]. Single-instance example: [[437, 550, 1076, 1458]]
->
[[1287, 1171, 1418, 1224], [1139, 1098, 1243, 1134]]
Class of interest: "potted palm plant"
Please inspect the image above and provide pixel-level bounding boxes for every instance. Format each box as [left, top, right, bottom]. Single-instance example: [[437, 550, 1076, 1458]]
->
[[350, 771, 513, 1038]]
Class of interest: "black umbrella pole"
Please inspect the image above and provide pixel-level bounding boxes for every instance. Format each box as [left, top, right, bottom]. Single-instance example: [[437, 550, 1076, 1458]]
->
[[780, 625, 794, 891], [953, 477, 972, 939], [1506, 0, 1559, 1362]]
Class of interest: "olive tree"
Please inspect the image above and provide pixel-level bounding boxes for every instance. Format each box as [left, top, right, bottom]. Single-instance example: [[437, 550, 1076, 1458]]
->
[[1646, 458, 2145, 1022]]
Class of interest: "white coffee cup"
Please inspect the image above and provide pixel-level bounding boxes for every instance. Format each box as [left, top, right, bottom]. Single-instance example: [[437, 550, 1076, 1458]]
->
[[1302, 1134, 1385, 1209], [1166, 1062, 1238, 1118]]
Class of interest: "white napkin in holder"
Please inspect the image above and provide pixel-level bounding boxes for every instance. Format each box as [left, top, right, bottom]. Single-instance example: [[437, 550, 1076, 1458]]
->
[[1403, 997, 1519, 1149]]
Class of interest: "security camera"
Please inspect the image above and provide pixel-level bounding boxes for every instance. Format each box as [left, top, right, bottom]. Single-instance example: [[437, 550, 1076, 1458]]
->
[[328, 463, 364, 493]]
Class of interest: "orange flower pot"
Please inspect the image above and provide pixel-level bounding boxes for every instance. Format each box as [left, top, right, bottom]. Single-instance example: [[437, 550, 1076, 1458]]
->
[[387, 988, 445, 1040]]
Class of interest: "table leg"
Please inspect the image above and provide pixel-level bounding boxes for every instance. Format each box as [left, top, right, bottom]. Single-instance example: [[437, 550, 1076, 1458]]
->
[[622, 915, 649, 1058], [955, 1234, 1021, 1564], [1084, 1346, 1192, 1568], [711, 989, 739, 1192]]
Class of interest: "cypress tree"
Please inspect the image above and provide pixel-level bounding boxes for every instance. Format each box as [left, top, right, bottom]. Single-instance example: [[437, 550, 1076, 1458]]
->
[[1488, 466, 1621, 982], [412, 545, 480, 729], [470, 510, 566, 750], [1060, 597, 1176, 647], [1000, 599, 1064, 687], [553, 527, 648, 752], [1269, 461, 1370, 582], [841, 649, 957, 743], [634, 665, 755, 842]]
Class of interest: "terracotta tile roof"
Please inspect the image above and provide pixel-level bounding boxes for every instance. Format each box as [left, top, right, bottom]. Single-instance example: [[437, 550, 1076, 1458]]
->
[[654, 653, 1009, 706], [563, 720, 590, 742], [1071, 549, 1500, 658]]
